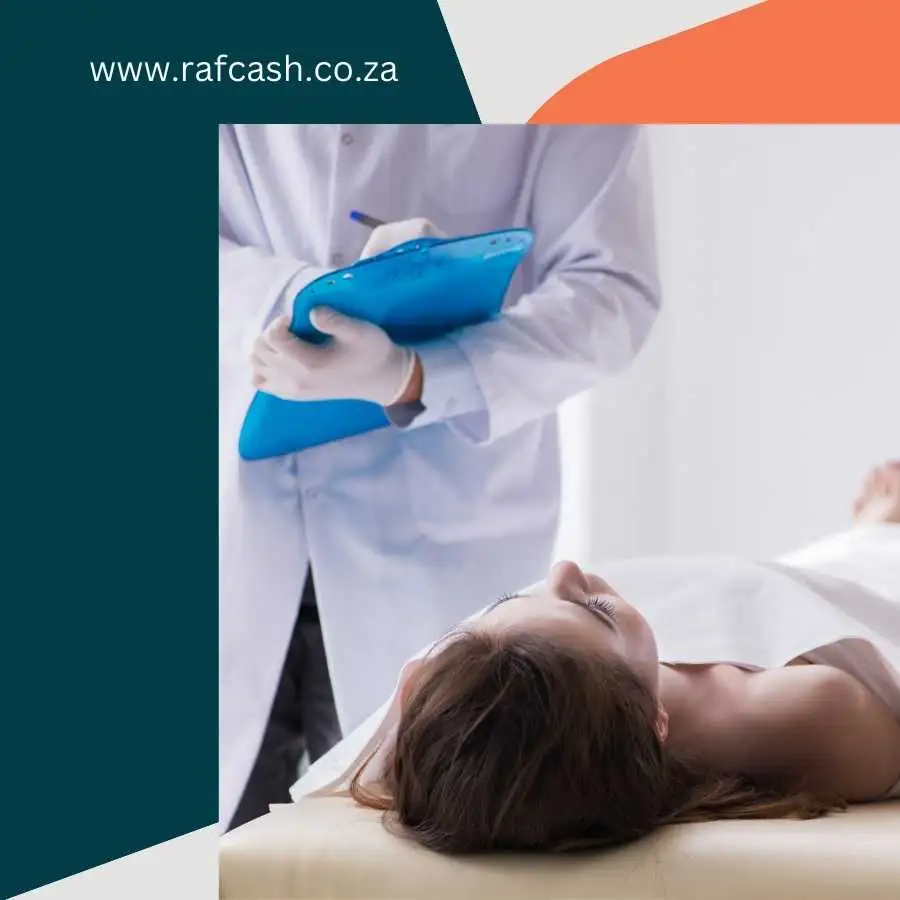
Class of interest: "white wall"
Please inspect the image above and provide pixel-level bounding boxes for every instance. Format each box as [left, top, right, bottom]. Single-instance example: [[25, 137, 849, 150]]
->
[[556, 126, 900, 565]]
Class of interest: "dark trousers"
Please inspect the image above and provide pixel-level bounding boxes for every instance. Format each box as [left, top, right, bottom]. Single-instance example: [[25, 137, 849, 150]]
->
[[228, 569, 342, 830]]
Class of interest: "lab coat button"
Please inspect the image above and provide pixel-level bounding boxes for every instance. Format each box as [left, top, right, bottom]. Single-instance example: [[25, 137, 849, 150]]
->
[[331, 252, 346, 266], [341, 132, 354, 146]]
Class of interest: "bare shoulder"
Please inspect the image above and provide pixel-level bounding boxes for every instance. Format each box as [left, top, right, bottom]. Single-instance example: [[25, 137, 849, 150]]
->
[[745, 665, 900, 801]]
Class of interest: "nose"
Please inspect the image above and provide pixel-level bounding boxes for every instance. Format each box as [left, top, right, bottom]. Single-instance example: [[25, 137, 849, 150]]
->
[[547, 560, 589, 598]]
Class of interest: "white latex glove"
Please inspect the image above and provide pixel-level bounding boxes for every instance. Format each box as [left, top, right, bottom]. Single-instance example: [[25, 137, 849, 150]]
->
[[359, 217, 446, 260], [250, 308, 416, 406]]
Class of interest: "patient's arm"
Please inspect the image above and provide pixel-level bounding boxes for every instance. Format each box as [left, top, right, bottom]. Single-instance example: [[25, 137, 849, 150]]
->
[[747, 666, 900, 801]]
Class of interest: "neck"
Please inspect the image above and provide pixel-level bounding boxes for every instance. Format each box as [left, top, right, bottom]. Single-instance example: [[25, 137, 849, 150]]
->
[[657, 662, 741, 756], [657, 664, 692, 744]]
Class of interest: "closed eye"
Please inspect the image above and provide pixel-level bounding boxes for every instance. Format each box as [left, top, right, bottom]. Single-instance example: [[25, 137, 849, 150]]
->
[[486, 592, 521, 612], [584, 595, 616, 620], [486, 591, 616, 627], [565, 594, 617, 631]]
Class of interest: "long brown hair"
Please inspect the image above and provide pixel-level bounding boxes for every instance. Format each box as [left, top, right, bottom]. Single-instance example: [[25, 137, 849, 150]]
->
[[350, 629, 843, 854]]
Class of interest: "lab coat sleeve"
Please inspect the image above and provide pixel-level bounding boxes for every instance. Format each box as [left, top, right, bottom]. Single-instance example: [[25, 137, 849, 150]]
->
[[403, 126, 661, 444], [218, 235, 328, 348], [218, 125, 329, 353]]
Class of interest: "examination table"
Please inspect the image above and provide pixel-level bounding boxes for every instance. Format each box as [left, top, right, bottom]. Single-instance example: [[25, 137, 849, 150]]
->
[[219, 796, 900, 899]]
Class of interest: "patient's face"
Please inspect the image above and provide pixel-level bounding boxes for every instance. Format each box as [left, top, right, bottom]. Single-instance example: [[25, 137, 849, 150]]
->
[[476, 560, 661, 693]]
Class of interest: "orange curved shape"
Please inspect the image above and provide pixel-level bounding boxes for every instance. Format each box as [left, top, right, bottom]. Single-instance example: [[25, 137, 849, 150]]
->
[[530, 0, 900, 123]]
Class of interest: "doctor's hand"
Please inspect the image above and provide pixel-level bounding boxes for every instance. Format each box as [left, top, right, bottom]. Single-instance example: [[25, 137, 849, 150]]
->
[[359, 217, 446, 260], [251, 309, 420, 407]]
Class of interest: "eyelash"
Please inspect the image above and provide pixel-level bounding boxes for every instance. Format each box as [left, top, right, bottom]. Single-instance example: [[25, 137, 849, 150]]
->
[[489, 592, 615, 619], [488, 592, 520, 610], [584, 594, 616, 619]]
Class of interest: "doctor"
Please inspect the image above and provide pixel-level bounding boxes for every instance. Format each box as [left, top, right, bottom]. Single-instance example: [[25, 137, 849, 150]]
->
[[219, 125, 661, 830]]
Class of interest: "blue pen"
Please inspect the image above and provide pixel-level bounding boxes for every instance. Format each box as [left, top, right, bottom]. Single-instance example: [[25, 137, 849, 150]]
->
[[349, 209, 386, 230]]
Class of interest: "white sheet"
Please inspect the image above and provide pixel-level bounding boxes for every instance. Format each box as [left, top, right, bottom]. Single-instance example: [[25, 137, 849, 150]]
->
[[290, 523, 900, 802]]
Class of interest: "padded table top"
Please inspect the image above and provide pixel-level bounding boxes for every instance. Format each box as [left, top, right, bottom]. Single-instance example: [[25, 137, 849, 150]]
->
[[219, 797, 900, 900]]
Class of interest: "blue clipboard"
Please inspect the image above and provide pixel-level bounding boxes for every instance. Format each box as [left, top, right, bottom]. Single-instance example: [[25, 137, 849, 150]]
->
[[238, 228, 534, 461]]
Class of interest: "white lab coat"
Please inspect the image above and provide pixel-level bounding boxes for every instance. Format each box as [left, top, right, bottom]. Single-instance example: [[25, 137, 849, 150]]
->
[[218, 125, 660, 828]]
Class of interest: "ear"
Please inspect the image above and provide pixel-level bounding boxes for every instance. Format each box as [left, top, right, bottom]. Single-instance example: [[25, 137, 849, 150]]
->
[[655, 705, 670, 743]]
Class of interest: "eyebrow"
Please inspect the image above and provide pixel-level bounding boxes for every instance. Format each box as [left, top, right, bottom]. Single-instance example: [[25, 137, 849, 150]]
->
[[488, 592, 616, 632]]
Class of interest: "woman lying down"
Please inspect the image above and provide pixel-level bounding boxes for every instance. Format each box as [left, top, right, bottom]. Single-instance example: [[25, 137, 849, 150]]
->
[[291, 461, 900, 854]]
